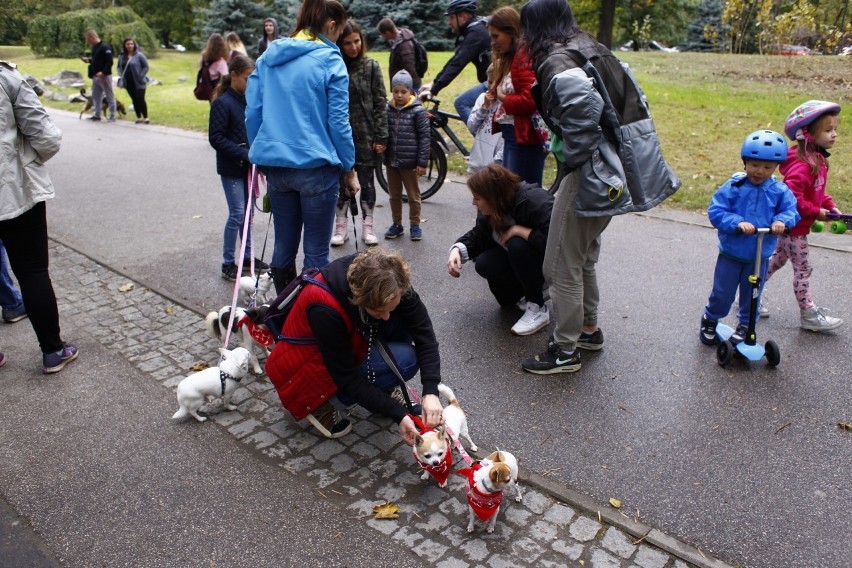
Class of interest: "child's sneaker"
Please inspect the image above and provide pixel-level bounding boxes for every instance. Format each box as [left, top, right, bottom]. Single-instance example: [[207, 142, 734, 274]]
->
[[43, 343, 79, 374], [409, 224, 423, 241], [577, 328, 604, 351], [758, 301, 769, 317], [522, 343, 581, 374], [511, 303, 549, 336], [730, 324, 749, 344], [800, 306, 842, 331], [384, 224, 404, 239], [699, 315, 718, 345]]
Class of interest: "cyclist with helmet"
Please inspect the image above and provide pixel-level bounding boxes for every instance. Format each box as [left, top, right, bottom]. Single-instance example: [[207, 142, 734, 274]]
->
[[699, 130, 799, 346], [762, 100, 844, 331], [419, 0, 491, 123]]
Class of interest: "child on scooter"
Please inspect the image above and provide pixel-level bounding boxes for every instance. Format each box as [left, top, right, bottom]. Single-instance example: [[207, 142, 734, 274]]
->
[[761, 100, 844, 331], [699, 130, 800, 346]]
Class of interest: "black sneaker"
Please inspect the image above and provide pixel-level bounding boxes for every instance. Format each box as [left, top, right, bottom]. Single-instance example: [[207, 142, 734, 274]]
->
[[305, 402, 352, 439], [577, 329, 604, 351], [700, 315, 718, 346], [243, 258, 270, 273], [522, 343, 581, 374], [731, 324, 749, 344], [221, 263, 238, 281]]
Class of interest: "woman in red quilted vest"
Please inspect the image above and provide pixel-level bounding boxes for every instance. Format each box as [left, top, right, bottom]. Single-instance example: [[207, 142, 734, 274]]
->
[[265, 247, 443, 443]]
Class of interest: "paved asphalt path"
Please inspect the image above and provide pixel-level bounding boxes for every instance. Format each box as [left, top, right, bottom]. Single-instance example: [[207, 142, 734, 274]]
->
[[4, 110, 852, 567]]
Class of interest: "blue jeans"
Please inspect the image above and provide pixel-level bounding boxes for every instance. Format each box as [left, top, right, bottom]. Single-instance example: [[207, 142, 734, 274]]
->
[[499, 123, 546, 186], [220, 175, 252, 265], [454, 82, 487, 124], [704, 254, 769, 326], [335, 341, 419, 407], [266, 165, 340, 270], [0, 242, 24, 311]]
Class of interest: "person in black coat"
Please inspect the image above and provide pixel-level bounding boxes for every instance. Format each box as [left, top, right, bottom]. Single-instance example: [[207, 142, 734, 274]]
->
[[447, 164, 554, 336], [208, 54, 267, 281]]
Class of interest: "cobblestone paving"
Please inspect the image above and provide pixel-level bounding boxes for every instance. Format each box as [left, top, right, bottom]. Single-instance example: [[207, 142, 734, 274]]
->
[[51, 241, 718, 568]]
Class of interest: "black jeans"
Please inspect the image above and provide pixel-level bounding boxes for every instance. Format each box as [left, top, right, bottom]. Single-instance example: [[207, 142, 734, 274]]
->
[[0, 202, 64, 353], [474, 237, 545, 307]]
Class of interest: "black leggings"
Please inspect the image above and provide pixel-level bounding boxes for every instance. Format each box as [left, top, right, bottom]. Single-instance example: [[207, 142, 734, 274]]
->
[[124, 75, 147, 118], [0, 202, 64, 353], [474, 237, 545, 307]]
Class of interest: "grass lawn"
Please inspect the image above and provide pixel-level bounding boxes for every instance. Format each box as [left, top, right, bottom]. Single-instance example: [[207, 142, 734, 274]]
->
[[2, 45, 850, 211]]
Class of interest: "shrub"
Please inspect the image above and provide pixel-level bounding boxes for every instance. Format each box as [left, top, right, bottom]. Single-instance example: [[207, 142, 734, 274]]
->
[[27, 7, 158, 59]]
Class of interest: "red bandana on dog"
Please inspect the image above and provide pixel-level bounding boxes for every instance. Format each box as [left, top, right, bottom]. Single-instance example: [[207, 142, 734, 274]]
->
[[410, 415, 454, 486], [236, 316, 274, 347], [457, 462, 503, 521]]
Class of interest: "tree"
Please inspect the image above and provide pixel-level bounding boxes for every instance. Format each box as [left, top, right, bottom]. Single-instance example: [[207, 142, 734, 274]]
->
[[684, 0, 728, 51], [348, 0, 453, 51], [124, 0, 195, 48], [198, 0, 267, 52]]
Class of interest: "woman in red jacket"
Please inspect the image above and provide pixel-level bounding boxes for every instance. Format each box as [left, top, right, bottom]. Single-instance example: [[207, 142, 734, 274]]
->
[[488, 6, 547, 185]]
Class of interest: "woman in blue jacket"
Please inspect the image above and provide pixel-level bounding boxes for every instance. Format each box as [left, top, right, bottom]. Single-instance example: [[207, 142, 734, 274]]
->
[[246, 0, 359, 294], [209, 55, 268, 281]]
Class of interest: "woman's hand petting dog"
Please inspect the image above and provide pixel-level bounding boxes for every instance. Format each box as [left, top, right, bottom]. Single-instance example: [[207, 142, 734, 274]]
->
[[398, 394, 443, 445]]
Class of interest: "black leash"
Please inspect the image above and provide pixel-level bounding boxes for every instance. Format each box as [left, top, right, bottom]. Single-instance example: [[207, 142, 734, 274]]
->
[[375, 337, 417, 415]]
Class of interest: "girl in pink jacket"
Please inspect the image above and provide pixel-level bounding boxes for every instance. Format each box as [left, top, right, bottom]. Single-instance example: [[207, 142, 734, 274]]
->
[[763, 100, 843, 331]]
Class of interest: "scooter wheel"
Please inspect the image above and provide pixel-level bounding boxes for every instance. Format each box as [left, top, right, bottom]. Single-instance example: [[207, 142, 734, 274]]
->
[[717, 340, 734, 367], [764, 340, 780, 367], [830, 221, 847, 234], [812, 220, 825, 233]]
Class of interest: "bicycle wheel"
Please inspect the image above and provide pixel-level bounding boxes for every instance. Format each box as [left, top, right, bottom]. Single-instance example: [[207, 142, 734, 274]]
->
[[548, 156, 569, 195], [378, 139, 447, 202]]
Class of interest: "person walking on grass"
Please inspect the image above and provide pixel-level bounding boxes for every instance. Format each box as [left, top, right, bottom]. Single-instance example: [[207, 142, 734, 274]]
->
[[761, 100, 844, 331], [331, 20, 388, 247], [383, 70, 429, 242]]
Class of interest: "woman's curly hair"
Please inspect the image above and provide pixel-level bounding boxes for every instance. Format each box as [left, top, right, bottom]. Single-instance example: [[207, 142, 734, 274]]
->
[[347, 247, 411, 310]]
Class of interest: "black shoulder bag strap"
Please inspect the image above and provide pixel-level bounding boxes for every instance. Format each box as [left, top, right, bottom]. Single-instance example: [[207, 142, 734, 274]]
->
[[375, 337, 418, 415]]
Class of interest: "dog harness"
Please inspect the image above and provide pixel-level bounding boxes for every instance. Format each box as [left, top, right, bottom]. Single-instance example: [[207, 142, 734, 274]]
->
[[410, 416, 454, 485], [219, 370, 242, 396], [236, 316, 274, 347], [457, 461, 503, 521]]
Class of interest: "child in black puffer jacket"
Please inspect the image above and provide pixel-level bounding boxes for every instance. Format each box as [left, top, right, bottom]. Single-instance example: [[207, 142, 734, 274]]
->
[[383, 70, 430, 241]]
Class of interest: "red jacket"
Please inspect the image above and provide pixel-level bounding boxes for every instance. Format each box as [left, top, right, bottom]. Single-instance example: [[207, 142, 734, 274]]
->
[[495, 49, 540, 146], [265, 274, 366, 421], [780, 146, 836, 236]]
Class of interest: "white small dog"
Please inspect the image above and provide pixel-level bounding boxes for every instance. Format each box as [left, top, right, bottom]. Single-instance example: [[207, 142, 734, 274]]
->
[[459, 450, 523, 533], [412, 384, 477, 487], [204, 305, 271, 375], [239, 272, 275, 305], [172, 347, 251, 422]]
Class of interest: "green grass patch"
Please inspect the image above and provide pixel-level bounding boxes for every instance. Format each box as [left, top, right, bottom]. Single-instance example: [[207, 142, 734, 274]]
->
[[2, 45, 849, 211]]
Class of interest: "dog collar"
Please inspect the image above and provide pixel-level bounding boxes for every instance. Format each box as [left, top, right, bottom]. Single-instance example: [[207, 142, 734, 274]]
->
[[413, 445, 454, 485], [219, 370, 242, 396], [236, 316, 274, 347]]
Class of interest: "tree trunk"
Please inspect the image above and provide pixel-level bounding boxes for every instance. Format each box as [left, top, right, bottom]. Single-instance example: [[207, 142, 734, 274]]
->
[[597, 0, 616, 49]]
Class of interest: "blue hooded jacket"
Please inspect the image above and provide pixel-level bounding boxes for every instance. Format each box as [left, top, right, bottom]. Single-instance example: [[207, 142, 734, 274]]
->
[[246, 32, 355, 171], [708, 173, 800, 262]]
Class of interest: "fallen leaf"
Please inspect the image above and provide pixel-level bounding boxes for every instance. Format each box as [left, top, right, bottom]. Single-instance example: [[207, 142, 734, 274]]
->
[[609, 498, 622, 509], [838, 422, 852, 431], [373, 501, 400, 520], [118, 283, 134, 292], [165, 306, 175, 314], [190, 362, 209, 372]]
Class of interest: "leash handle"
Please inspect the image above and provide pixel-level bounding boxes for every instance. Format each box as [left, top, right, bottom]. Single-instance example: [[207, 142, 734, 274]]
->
[[401, 381, 474, 465]]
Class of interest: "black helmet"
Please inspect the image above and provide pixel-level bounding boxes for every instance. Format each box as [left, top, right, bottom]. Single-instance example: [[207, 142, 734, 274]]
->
[[445, 0, 477, 15]]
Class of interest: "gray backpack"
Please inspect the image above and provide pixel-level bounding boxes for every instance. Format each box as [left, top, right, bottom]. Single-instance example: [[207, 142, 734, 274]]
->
[[556, 49, 681, 217]]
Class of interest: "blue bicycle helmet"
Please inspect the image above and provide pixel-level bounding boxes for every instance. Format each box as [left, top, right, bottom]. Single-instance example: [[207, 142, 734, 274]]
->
[[741, 130, 787, 163], [445, 0, 477, 15]]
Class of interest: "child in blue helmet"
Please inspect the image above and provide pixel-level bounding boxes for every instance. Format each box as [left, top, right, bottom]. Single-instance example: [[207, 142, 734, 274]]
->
[[699, 130, 800, 346]]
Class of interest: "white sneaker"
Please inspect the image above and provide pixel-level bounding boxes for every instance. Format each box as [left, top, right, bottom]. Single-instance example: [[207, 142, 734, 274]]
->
[[511, 303, 550, 336], [800, 306, 842, 331], [515, 297, 527, 312], [758, 301, 769, 317], [330, 217, 348, 246]]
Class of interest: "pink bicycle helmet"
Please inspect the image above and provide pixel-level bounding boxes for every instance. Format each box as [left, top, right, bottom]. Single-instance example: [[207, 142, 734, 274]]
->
[[784, 100, 841, 141]]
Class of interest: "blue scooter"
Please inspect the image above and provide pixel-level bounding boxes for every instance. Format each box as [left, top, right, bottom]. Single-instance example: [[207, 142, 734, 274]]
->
[[716, 228, 781, 367]]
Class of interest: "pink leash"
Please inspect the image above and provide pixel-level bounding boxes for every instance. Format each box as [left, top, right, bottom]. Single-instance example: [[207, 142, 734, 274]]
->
[[406, 388, 475, 466]]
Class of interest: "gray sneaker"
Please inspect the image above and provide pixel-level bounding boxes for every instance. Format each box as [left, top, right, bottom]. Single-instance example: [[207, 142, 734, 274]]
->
[[758, 301, 769, 318], [800, 306, 842, 331]]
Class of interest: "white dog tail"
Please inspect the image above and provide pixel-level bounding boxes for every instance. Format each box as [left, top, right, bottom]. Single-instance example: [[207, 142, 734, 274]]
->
[[437, 384, 459, 406], [172, 406, 189, 420], [204, 311, 222, 340]]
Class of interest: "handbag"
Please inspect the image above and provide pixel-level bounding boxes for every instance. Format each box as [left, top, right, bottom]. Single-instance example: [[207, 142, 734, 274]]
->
[[117, 55, 131, 88], [530, 110, 552, 152]]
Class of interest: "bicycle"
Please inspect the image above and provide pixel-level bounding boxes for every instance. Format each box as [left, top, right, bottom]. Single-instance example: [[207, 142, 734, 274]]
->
[[377, 98, 469, 202]]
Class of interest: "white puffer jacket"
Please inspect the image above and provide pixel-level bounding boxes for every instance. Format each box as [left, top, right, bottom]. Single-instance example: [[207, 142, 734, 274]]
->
[[0, 61, 62, 222]]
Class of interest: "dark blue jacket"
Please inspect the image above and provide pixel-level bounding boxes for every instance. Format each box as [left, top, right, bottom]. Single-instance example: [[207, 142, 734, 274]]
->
[[431, 17, 491, 95], [384, 96, 429, 169], [208, 88, 250, 178]]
